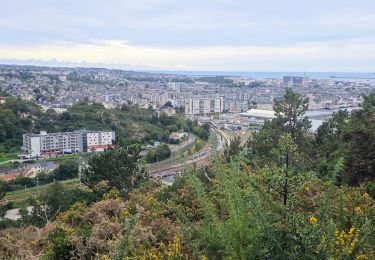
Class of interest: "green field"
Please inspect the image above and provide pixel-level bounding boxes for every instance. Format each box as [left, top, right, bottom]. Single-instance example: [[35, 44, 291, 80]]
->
[[1, 178, 81, 207], [44, 153, 90, 162], [0, 153, 18, 163], [0, 162, 16, 168]]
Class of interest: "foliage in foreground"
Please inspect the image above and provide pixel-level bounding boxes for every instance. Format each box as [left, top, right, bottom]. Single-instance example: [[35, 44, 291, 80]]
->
[[0, 155, 374, 259]]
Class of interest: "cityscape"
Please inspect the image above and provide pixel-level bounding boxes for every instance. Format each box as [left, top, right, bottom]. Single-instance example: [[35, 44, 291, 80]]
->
[[0, 0, 374, 259]]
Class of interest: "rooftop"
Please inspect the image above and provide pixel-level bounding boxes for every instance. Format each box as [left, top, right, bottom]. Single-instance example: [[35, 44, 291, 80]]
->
[[240, 109, 276, 119]]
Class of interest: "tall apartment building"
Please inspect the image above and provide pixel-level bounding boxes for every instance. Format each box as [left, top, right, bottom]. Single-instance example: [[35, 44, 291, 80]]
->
[[283, 76, 308, 87], [20, 130, 115, 158], [185, 96, 223, 115]]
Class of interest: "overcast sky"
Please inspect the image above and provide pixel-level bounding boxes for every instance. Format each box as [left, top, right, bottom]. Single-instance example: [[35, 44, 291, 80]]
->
[[0, 0, 374, 72]]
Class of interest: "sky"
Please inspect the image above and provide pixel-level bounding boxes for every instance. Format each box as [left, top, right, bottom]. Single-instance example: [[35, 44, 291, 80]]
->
[[0, 0, 374, 72]]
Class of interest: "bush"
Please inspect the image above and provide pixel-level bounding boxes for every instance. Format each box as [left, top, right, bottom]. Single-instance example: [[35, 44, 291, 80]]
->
[[145, 143, 171, 163]]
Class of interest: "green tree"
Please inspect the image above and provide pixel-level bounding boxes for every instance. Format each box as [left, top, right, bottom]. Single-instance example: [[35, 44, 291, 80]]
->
[[25, 182, 71, 226], [341, 92, 375, 185], [270, 133, 303, 206], [145, 143, 171, 163], [247, 89, 311, 166], [314, 110, 349, 182], [0, 179, 8, 200], [314, 91, 375, 185], [273, 88, 310, 142], [52, 160, 79, 180], [81, 146, 147, 197], [163, 101, 173, 107], [224, 134, 242, 162]]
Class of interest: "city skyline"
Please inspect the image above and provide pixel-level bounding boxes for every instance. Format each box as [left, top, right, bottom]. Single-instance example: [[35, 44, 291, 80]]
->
[[0, 0, 374, 72]]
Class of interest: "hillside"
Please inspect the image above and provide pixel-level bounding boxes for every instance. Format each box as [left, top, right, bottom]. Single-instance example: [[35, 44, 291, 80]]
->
[[0, 90, 374, 259], [0, 98, 208, 158]]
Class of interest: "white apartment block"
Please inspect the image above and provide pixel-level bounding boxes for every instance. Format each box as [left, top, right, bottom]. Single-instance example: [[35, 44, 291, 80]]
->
[[185, 96, 223, 115], [86, 131, 114, 152], [20, 130, 115, 158]]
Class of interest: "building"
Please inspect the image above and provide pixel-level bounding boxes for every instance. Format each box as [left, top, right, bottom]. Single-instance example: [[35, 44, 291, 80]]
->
[[185, 96, 223, 115], [85, 131, 114, 152], [240, 109, 276, 119], [167, 82, 182, 92], [20, 130, 115, 158], [150, 92, 169, 106], [283, 76, 307, 87]]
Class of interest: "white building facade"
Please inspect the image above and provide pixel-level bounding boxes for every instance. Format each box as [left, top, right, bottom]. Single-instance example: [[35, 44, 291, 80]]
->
[[185, 96, 223, 115], [21, 130, 115, 158]]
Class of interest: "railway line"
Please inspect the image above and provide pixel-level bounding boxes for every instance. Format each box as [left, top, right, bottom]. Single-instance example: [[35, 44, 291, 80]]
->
[[147, 122, 230, 176]]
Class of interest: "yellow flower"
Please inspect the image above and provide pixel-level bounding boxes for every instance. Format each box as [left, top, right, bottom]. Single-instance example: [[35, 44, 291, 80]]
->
[[309, 216, 318, 223], [354, 206, 362, 214], [356, 253, 368, 260]]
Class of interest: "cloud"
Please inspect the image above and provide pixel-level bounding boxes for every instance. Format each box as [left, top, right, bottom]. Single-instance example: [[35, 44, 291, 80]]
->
[[0, 39, 374, 72], [0, 0, 374, 71]]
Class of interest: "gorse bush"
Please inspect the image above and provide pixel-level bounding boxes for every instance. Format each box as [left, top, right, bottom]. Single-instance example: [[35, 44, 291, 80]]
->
[[0, 158, 374, 259]]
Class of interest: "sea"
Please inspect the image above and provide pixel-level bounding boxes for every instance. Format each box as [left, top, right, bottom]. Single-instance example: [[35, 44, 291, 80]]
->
[[146, 70, 375, 80]]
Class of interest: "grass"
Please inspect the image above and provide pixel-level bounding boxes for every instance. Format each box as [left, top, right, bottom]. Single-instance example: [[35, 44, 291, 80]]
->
[[1, 178, 81, 207], [44, 153, 90, 162], [0, 144, 19, 162], [0, 153, 18, 163], [0, 162, 17, 168]]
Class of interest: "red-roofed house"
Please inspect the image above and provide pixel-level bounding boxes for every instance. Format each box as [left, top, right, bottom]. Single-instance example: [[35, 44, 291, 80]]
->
[[0, 172, 20, 182]]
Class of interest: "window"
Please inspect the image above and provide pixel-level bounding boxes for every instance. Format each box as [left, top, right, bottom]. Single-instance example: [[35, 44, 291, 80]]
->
[[210, 100, 215, 108]]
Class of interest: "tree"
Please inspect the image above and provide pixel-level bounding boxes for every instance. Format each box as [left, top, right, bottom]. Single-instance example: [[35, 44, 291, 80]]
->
[[163, 101, 173, 107], [224, 135, 242, 162], [0, 179, 8, 200], [341, 92, 375, 185], [145, 143, 171, 163], [273, 88, 311, 143], [247, 89, 311, 166], [52, 160, 79, 180], [25, 182, 71, 226], [314, 91, 375, 185], [81, 146, 147, 197], [314, 110, 349, 182], [270, 133, 302, 206]]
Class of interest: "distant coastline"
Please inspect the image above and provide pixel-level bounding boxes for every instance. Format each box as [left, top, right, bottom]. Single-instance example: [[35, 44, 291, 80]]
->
[[0, 63, 373, 80], [145, 70, 375, 80]]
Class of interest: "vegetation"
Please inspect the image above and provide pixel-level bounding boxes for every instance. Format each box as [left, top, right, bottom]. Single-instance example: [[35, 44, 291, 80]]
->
[[1, 179, 80, 207], [145, 143, 171, 163], [1, 161, 80, 193], [0, 179, 6, 200], [0, 96, 42, 155], [81, 146, 147, 197], [0, 90, 374, 259], [0, 98, 209, 157]]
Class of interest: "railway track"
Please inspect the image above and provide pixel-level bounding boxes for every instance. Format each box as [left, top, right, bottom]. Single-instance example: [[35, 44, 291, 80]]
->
[[148, 123, 228, 175]]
